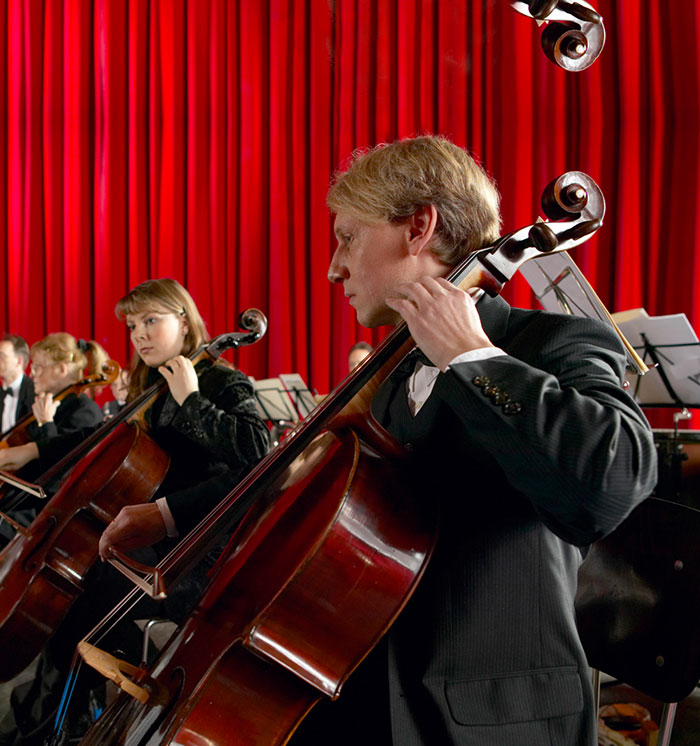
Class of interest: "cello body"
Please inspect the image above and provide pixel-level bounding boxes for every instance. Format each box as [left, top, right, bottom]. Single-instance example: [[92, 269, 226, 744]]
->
[[0, 422, 168, 680], [79, 427, 436, 745]]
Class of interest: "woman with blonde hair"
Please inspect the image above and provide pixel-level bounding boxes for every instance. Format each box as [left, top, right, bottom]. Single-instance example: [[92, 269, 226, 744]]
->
[[28, 333, 105, 440]]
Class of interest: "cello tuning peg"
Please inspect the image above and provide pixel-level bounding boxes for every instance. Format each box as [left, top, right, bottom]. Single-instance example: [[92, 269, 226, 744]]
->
[[528, 0, 559, 20], [528, 222, 559, 253], [527, 0, 601, 24], [566, 2, 602, 24]]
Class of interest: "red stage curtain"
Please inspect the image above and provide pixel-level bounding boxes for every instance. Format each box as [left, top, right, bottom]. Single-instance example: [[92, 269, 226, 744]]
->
[[0, 0, 698, 426]]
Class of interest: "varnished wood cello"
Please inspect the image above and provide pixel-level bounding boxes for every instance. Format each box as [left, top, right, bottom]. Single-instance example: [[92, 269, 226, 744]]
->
[[0, 311, 267, 681], [76, 172, 606, 746]]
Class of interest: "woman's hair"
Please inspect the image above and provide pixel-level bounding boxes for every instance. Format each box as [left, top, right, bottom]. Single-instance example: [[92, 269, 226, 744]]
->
[[326, 135, 502, 266], [115, 278, 209, 400], [30, 334, 107, 386]]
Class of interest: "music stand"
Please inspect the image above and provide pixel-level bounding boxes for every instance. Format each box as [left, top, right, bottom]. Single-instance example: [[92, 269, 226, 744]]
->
[[250, 377, 299, 447], [519, 251, 646, 375], [278, 373, 317, 419], [251, 378, 298, 423], [612, 310, 700, 411]]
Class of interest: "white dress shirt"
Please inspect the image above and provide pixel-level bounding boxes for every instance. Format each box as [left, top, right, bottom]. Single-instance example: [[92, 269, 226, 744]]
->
[[406, 347, 506, 416], [1, 373, 24, 433]]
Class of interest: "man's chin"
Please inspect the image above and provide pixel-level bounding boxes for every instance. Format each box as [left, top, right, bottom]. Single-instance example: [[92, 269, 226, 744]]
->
[[355, 308, 398, 329]]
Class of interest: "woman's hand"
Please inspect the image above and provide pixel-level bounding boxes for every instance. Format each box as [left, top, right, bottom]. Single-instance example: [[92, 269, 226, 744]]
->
[[158, 356, 199, 406], [32, 393, 59, 426], [99, 503, 167, 560], [0, 442, 40, 471]]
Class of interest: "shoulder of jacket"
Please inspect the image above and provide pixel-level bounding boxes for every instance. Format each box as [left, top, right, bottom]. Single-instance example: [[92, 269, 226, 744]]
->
[[200, 362, 252, 391]]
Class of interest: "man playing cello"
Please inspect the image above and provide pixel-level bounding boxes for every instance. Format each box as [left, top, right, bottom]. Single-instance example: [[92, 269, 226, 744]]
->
[[313, 135, 656, 746]]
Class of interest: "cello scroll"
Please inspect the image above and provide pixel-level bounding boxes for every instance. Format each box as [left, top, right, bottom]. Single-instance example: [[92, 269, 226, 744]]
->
[[460, 170, 604, 292], [510, 0, 605, 71], [206, 309, 268, 358]]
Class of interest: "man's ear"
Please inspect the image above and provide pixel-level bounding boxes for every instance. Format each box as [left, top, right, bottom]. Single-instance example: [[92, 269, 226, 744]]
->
[[57, 362, 69, 379], [406, 204, 438, 256]]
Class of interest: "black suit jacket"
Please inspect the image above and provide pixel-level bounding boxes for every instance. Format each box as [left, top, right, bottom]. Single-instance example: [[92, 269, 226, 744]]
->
[[0, 374, 34, 434], [27, 392, 104, 443], [369, 294, 657, 746]]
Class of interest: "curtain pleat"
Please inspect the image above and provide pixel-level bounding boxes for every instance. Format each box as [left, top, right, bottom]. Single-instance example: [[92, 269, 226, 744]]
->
[[0, 0, 698, 420]]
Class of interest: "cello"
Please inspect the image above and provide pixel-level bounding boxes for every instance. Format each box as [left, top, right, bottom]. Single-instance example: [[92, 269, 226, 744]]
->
[[0, 310, 267, 681], [77, 172, 606, 745]]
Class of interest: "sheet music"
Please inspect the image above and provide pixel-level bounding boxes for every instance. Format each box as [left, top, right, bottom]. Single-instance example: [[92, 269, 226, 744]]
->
[[278, 373, 318, 419], [520, 252, 610, 323], [613, 310, 700, 407], [250, 377, 298, 422], [519, 251, 645, 374]]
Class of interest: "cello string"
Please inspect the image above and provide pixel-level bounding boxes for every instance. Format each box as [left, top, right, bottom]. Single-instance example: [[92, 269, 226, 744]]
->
[[50, 584, 156, 742], [52, 654, 83, 738]]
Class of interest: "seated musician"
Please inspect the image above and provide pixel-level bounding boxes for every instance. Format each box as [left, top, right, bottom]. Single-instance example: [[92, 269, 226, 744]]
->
[[0, 334, 34, 434], [27, 333, 106, 440], [0, 279, 270, 539], [298, 136, 657, 746], [0, 278, 270, 743], [0, 334, 106, 530], [102, 367, 129, 419]]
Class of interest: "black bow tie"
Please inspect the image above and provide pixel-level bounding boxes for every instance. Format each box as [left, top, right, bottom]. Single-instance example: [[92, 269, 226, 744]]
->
[[2, 387, 14, 397], [391, 348, 436, 380]]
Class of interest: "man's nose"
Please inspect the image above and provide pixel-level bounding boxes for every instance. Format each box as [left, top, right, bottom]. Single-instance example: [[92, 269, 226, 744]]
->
[[327, 250, 348, 284]]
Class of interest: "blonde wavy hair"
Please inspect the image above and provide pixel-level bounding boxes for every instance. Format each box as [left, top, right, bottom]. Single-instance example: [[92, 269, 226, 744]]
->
[[115, 278, 209, 400], [326, 135, 502, 266], [30, 334, 108, 386]]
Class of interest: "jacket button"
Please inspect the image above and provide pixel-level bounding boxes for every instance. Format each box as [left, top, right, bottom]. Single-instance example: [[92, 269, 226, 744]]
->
[[472, 376, 490, 388], [503, 402, 522, 415], [493, 391, 510, 405]]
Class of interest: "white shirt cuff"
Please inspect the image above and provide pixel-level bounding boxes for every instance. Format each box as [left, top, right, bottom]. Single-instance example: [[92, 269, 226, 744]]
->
[[447, 347, 507, 367], [156, 497, 179, 538]]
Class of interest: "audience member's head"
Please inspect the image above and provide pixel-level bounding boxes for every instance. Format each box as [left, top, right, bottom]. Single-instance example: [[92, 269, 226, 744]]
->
[[348, 341, 373, 371]]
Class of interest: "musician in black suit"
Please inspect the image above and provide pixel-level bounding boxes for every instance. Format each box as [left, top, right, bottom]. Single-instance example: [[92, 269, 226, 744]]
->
[[0, 334, 34, 434], [318, 136, 657, 746]]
